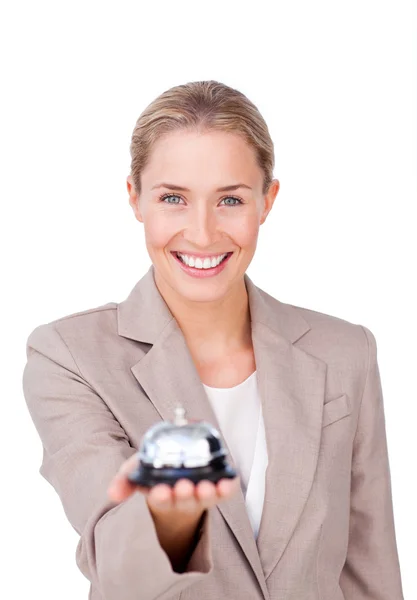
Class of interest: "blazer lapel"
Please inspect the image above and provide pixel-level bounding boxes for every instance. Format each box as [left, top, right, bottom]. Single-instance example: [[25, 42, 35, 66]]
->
[[117, 265, 327, 591], [250, 321, 326, 580], [244, 272, 327, 580]]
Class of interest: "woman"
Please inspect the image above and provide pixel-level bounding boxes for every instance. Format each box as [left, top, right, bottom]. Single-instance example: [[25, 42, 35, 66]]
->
[[22, 80, 404, 600]]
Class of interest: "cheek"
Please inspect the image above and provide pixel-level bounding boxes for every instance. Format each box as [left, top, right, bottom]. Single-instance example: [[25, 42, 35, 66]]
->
[[143, 214, 176, 249], [231, 215, 260, 247]]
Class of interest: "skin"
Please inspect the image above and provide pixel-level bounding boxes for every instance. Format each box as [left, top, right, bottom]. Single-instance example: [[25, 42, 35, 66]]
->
[[108, 129, 279, 522]]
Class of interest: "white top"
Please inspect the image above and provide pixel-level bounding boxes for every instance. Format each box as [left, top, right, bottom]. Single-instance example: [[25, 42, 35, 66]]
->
[[202, 371, 268, 539]]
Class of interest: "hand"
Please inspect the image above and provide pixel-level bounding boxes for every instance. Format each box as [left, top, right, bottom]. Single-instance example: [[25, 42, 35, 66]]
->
[[107, 451, 241, 520]]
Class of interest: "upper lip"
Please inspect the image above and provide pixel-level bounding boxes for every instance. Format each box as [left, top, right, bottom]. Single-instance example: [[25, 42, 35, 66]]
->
[[172, 251, 232, 258]]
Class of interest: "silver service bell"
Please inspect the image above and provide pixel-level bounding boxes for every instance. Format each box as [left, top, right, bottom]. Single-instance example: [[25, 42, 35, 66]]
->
[[128, 405, 237, 488]]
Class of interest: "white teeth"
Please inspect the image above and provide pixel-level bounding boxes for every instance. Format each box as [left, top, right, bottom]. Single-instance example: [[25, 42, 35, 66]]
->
[[176, 252, 228, 269]]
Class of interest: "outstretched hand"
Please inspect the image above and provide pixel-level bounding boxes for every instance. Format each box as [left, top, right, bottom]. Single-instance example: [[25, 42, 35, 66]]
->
[[107, 451, 241, 519]]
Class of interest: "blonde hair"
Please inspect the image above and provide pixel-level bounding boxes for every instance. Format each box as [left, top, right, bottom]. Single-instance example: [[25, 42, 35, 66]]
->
[[129, 80, 275, 196]]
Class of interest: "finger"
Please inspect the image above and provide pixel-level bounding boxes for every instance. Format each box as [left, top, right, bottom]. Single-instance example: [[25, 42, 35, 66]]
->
[[107, 474, 135, 501], [107, 452, 142, 502], [195, 480, 217, 509], [173, 479, 199, 514], [147, 483, 174, 514], [216, 476, 239, 498]]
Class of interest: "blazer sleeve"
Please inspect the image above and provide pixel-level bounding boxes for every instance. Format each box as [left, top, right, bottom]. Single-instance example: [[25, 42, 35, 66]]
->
[[22, 323, 214, 600], [339, 325, 404, 600]]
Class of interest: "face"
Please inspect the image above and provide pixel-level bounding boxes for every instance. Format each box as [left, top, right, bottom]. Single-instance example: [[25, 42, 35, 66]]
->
[[127, 130, 279, 304]]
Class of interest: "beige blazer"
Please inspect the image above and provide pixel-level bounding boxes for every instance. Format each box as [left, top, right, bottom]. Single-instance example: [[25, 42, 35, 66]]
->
[[22, 265, 404, 600]]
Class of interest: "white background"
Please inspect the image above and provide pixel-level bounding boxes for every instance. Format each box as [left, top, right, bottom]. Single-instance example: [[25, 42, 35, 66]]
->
[[1, 1, 415, 598]]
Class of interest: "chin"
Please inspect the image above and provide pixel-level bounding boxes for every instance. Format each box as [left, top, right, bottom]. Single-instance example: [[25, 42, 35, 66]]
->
[[173, 279, 230, 298], [152, 251, 247, 301]]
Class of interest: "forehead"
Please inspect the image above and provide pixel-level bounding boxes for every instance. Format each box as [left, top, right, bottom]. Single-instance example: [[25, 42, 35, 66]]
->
[[141, 130, 262, 191]]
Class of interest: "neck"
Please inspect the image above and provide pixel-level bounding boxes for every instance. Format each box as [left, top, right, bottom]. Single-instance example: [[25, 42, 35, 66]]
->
[[154, 271, 252, 359]]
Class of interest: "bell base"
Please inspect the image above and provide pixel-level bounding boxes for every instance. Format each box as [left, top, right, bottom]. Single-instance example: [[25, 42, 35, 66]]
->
[[128, 460, 237, 488]]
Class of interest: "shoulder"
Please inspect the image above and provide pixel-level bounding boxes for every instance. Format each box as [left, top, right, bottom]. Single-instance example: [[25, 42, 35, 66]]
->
[[292, 300, 373, 345], [288, 300, 374, 377], [257, 285, 373, 366], [292, 300, 363, 334], [25, 301, 118, 360]]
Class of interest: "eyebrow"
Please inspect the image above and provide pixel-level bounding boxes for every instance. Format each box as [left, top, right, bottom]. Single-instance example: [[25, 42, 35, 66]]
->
[[151, 182, 252, 192]]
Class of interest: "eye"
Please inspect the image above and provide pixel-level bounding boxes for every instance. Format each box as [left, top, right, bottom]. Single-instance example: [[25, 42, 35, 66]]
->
[[159, 193, 243, 206], [219, 196, 243, 206], [160, 193, 184, 205]]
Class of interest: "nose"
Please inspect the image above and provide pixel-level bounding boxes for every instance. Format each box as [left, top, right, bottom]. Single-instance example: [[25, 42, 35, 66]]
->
[[182, 203, 219, 247]]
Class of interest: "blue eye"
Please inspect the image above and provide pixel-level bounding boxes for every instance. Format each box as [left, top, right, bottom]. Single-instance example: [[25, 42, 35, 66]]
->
[[160, 194, 183, 204], [159, 193, 243, 206], [220, 196, 243, 206]]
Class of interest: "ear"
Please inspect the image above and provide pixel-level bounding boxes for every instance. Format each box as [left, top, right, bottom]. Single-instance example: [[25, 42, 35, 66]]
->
[[127, 175, 143, 223], [260, 179, 280, 225]]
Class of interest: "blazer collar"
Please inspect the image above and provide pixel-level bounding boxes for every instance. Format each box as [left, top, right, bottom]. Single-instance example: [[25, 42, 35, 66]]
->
[[118, 265, 327, 598], [118, 263, 310, 345]]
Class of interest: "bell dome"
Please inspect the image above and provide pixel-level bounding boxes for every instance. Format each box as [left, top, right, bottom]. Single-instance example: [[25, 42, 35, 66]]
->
[[128, 406, 237, 488]]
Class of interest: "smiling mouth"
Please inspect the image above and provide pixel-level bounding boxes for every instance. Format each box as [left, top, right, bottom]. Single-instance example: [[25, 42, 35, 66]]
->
[[171, 251, 233, 269]]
